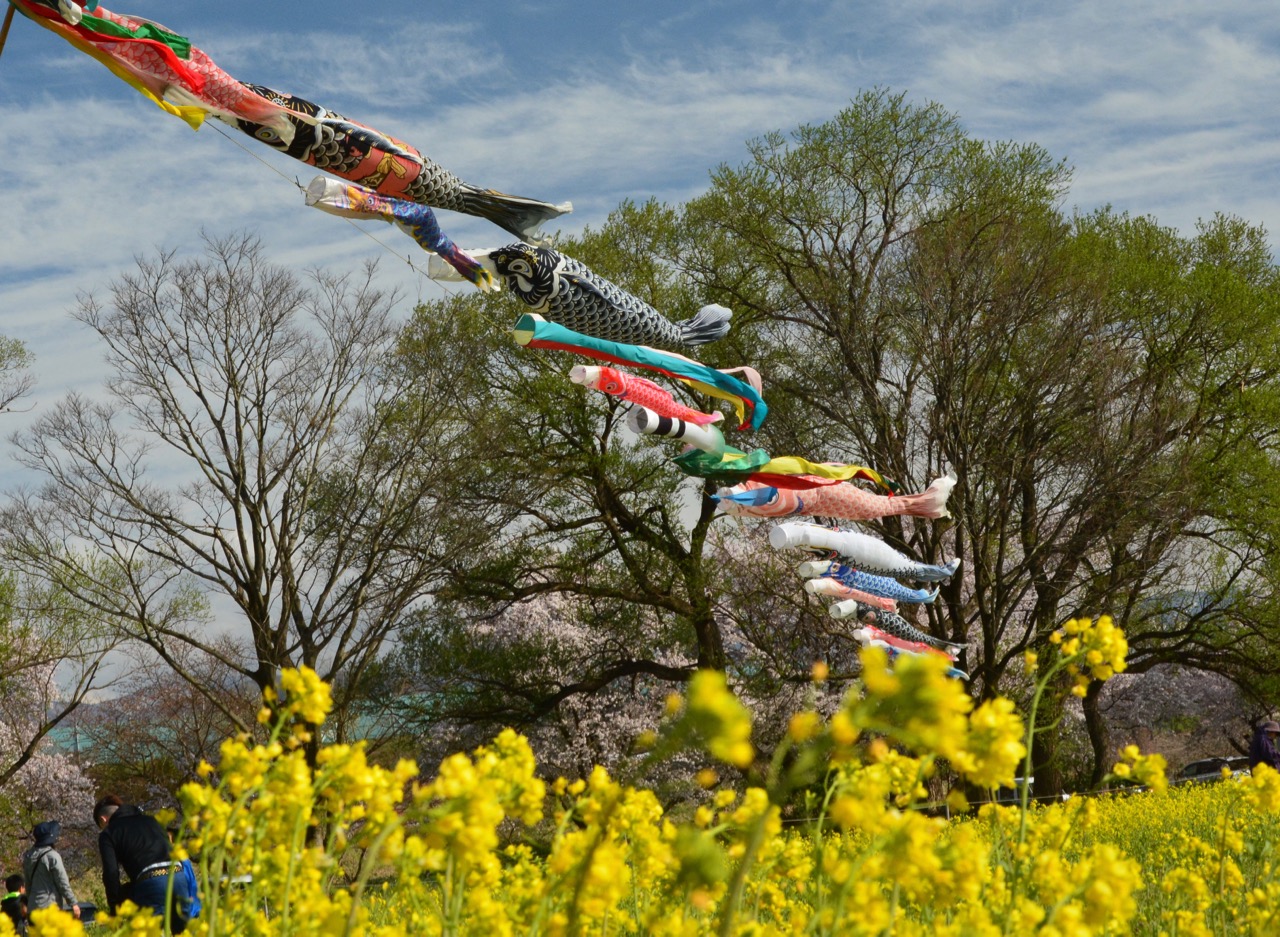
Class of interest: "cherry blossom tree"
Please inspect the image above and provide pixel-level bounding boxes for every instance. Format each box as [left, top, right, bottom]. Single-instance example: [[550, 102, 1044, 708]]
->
[[0, 622, 103, 873], [386, 529, 852, 782], [0, 695, 97, 874]]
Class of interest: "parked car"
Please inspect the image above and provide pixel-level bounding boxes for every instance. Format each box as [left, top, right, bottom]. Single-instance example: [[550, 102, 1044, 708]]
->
[[1173, 756, 1251, 786]]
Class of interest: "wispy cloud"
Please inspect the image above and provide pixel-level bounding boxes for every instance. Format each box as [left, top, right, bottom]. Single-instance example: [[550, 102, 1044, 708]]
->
[[2, 0, 1280, 485]]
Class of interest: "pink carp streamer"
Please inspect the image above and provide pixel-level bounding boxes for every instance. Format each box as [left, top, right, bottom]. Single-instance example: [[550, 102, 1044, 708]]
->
[[803, 577, 897, 612], [570, 365, 722, 425], [716, 473, 955, 521]]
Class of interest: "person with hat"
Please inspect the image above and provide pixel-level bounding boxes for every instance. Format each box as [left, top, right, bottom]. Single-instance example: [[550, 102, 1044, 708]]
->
[[20, 821, 80, 919], [1249, 720, 1280, 773]]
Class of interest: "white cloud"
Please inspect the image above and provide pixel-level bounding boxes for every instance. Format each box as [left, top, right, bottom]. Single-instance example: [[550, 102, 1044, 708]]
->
[[3, 0, 1280, 483], [867, 0, 1280, 236], [207, 21, 504, 107]]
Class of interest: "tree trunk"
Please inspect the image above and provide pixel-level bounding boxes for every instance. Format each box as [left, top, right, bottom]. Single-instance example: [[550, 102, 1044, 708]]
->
[[1083, 680, 1110, 789], [1030, 687, 1066, 797]]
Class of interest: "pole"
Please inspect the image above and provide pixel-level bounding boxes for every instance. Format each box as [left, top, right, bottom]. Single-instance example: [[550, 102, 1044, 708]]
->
[[0, 4, 17, 62]]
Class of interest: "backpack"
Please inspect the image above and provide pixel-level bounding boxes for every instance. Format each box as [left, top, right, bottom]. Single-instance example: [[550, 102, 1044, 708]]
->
[[179, 860, 201, 919]]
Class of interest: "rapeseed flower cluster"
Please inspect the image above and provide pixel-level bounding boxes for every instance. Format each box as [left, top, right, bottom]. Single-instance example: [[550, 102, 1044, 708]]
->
[[33, 620, 1280, 936], [668, 670, 755, 768], [954, 697, 1028, 790], [1112, 744, 1169, 794], [1052, 614, 1128, 697]]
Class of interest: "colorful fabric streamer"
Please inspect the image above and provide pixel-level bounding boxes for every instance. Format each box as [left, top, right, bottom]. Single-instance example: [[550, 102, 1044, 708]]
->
[[673, 448, 898, 491], [769, 523, 960, 582], [839, 603, 966, 655], [852, 629, 968, 679], [17, 0, 572, 242], [713, 472, 955, 521], [798, 559, 940, 605], [12, 0, 294, 134], [851, 623, 959, 663], [803, 577, 898, 612], [627, 407, 726, 456], [304, 177, 491, 288], [478, 244, 731, 350], [430, 243, 734, 350], [673, 447, 772, 480], [512, 314, 767, 431], [237, 86, 570, 243], [570, 365, 723, 425]]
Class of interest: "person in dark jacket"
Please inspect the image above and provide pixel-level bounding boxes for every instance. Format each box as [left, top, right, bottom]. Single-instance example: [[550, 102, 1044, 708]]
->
[[93, 795, 191, 932], [1249, 720, 1280, 772]]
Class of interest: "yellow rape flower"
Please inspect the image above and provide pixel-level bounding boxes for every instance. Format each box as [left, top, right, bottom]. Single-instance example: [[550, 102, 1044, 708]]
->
[[951, 697, 1026, 790], [787, 710, 821, 743], [1054, 615, 1127, 684], [1112, 743, 1168, 794], [1244, 762, 1280, 814], [849, 645, 972, 763], [682, 670, 755, 768], [277, 665, 333, 725], [123, 614, 1280, 937], [28, 907, 83, 937]]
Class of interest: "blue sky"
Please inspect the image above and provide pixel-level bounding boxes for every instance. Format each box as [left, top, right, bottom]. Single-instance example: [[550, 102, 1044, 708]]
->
[[2, 0, 1280, 464]]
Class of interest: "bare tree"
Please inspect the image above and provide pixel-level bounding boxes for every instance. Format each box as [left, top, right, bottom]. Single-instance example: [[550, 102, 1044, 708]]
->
[[2, 233, 473, 748]]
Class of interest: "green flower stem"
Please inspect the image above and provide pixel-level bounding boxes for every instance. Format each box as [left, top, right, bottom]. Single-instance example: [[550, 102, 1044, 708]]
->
[[717, 735, 794, 936], [528, 798, 581, 935], [343, 815, 402, 937], [805, 766, 843, 933], [565, 796, 622, 937], [716, 809, 770, 937], [1003, 645, 1083, 937], [277, 778, 314, 935]]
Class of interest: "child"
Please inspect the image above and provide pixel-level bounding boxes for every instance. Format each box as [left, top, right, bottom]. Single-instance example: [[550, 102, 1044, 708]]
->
[[22, 821, 79, 919], [2, 873, 28, 935]]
